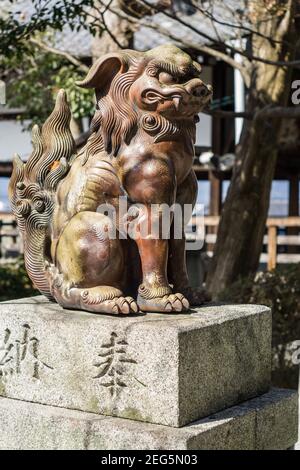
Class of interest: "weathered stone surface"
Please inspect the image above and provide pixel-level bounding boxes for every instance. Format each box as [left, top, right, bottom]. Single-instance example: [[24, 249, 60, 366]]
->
[[245, 386, 299, 450], [0, 389, 297, 450], [296, 388, 300, 450], [0, 296, 271, 427]]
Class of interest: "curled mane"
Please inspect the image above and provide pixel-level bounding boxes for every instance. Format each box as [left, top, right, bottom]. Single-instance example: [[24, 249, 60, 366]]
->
[[84, 56, 142, 160], [81, 50, 200, 164]]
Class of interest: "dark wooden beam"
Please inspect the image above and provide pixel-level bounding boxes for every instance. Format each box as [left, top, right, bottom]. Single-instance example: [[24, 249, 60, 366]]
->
[[287, 174, 300, 251], [0, 162, 12, 177], [209, 61, 226, 217], [0, 108, 25, 119], [289, 175, 299, 217]]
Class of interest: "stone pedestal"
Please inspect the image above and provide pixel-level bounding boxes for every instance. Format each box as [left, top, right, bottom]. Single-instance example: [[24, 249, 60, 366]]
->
[[0, 296, 298, 450], [0, 389, 297, 450]]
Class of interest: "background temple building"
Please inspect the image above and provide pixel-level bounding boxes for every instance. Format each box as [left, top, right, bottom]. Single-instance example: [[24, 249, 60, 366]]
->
[[0, 0, 300, 274]]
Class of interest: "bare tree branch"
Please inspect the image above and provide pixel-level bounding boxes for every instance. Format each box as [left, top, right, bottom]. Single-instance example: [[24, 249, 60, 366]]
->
[[191, 44, 250, 86], [135, 20, 251, 87], [101, 2, 251, 82], [91, 2, 126, 49], [203, 109, 253, 119], [204, 105, 300, 121], [29, 38, 89, 73], [101, 2, 252, 83], [277, 0, 294, 40], [137, 0, 300, 68], [189, 0, 292, 47], [257, 105, 300, 120]]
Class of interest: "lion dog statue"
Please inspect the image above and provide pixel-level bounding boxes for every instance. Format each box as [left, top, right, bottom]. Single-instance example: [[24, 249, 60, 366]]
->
[[9, 44, 212, 315]]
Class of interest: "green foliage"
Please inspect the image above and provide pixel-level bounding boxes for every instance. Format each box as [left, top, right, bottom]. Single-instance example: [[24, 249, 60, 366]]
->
[[219, 265, 300, 388], [0, 1, 98, 58], [0, 258, 38, 301], [0, 1, 96, 127], [0, 45, 94, 127], [54, 64, 94, 121], [219, 265, 300, 346]]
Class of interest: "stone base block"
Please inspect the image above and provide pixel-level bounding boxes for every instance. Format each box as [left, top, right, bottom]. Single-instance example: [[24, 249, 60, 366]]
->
[[0, 389, 297, 450], [0, 297, 271, 427]]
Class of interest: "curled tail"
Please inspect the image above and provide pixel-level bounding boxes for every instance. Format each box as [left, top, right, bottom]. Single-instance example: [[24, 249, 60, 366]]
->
[[8, 90, 75, 299]]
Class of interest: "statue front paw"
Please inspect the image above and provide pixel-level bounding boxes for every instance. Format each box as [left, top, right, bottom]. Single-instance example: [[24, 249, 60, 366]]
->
[[137, 284, 189, 313], [80, 289, 139, 315]]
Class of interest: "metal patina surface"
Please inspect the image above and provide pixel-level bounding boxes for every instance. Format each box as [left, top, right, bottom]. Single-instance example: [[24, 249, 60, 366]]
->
[[8, 44, 212, 315]]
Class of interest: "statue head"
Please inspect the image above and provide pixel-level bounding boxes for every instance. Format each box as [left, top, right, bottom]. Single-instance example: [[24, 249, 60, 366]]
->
[[131, 44, 212, 119], [78, 44, 212, 156]]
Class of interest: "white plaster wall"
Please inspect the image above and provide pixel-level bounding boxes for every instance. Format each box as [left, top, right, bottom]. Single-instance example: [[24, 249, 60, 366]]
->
[[0, 120, 32, 162], [195, 66, 212, 148]]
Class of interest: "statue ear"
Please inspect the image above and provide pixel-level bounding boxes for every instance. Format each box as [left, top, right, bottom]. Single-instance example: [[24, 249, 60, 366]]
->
[[76, 53, 127, 91]]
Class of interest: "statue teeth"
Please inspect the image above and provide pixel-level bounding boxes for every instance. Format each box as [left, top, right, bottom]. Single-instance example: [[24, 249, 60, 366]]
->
[[173, 97, 180, 110]]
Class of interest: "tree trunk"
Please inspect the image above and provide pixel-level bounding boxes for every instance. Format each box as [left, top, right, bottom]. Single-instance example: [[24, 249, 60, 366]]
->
[[207, 0, 296, 297], [90, 0, 136, 61], [89, 0, 167, 60]]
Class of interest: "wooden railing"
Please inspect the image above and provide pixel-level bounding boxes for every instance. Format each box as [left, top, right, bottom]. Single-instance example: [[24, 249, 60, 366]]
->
[[264, 217, 300, 269], [0, 212, 22, 260], [1, 211, 300, 270], [200, 216, 300, 270]]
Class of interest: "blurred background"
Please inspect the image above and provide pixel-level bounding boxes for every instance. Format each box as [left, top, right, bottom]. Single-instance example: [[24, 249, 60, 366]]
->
[[0, 1, 300, 394]]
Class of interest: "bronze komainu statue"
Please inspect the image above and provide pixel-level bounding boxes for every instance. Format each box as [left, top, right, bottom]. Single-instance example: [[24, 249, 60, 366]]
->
[[9, 45, 212, 315]]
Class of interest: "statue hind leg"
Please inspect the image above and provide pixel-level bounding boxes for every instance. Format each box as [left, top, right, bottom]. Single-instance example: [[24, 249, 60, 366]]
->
[[50, 211, 138, 314]]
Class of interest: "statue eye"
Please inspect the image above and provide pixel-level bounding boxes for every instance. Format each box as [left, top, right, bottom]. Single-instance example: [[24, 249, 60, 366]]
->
[[159, 72, 177, 84]]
